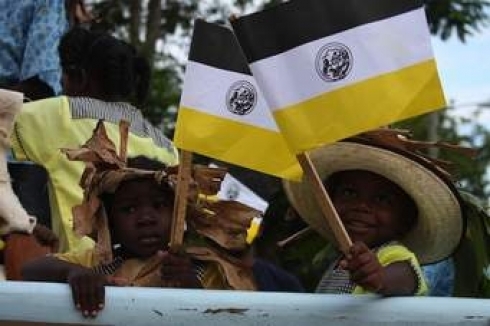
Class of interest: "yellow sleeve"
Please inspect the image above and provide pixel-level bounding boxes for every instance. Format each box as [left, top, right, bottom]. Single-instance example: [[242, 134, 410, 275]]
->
[[353, 243, 428, 296], [54, 248, 99, 268], [11, 96, 71, 163]]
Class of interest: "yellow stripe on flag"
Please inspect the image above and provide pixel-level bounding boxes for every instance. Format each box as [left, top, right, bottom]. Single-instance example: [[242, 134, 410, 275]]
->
[[175, 106, 302, 180], [274, 60, 445, 152]]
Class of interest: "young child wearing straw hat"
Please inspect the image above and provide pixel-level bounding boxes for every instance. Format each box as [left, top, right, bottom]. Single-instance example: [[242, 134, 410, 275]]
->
[[283, 129, 467, 296]]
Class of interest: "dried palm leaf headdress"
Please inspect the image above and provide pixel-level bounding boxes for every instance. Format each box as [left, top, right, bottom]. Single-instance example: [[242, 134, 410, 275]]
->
[[63, 120, 261, 289]]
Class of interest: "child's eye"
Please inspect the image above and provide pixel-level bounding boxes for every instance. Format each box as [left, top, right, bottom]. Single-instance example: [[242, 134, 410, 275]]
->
[[153, 200, 169, 209], [375, 193, 392, 205], [119, 205, 136, 214], [338, 187, 357, 198]]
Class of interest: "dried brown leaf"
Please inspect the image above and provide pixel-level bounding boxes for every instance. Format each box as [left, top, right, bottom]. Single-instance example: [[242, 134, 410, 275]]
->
[[193, 165, 227, 195], [186, 246, 256, 290], [187, 201, 260, 251]]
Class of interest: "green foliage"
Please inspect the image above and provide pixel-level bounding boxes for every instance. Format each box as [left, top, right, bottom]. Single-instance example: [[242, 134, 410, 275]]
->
[[144, 63, 182, 133], [394, 108, 490, 198], [425, 0, 490, 42]]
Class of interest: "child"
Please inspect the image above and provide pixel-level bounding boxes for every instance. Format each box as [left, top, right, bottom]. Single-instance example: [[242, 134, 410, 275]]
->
[[21, 120, 280, 317], [21, 155, 207, 317], [283, 129, 466, 296]]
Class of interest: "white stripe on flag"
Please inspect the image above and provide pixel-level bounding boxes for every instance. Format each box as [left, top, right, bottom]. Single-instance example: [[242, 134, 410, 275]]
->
[[180, 61, 279, 131], [249, 7, 433, 112]]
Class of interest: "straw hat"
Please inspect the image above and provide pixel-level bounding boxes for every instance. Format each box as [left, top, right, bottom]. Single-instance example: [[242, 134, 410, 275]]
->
[[283, 129, 468, 264]]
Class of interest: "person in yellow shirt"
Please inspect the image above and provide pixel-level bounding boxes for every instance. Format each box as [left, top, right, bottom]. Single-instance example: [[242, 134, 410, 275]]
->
[[11, 27, 178, 252]]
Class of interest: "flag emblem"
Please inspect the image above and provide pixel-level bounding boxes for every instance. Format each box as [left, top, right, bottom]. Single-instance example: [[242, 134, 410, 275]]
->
[[315, 42, 353, 82], [224, 181, 240, 200], [226, 80, 258, 116]]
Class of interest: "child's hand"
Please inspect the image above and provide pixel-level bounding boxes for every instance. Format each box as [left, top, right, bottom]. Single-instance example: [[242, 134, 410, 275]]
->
[[158, 250, 202, 288], [32, 224, 59, 251], [67, 267, 127, 318], [339, 241, 384, 293]]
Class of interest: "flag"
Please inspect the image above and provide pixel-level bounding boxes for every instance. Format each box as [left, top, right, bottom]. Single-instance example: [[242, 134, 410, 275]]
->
[[231, 0, 446, 153], [174, 19, 302, 180]]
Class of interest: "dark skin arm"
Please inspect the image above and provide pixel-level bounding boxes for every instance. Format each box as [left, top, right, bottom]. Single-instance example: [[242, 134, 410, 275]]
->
[[22, 256, 126, 318], [339, 241, 418, 296], [22, 255, 79, 282]]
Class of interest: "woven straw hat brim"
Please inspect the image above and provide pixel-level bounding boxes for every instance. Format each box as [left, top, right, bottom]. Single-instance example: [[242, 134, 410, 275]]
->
[[283, 141, 464, 264]]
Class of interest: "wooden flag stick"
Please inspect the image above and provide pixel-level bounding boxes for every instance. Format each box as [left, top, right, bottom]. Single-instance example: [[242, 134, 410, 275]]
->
[[296, 152, 352, 254], [276, 227, 312, 248], [169, 149, 193, 252]]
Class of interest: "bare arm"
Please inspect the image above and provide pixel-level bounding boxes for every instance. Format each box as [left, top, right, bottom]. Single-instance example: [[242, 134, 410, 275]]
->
[[22, 255, 116, 318], [378, 261, 417, 296], [21, 255, 87, 282]]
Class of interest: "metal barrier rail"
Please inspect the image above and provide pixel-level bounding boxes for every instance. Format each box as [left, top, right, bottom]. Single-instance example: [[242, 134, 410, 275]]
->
[[1, 281, 490, 325]]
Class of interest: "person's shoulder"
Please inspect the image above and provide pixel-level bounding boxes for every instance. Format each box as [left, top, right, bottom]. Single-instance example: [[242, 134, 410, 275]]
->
[[376, 241, 419, 264], [378, 241, 411, 252], [21, 96, 68, 113]]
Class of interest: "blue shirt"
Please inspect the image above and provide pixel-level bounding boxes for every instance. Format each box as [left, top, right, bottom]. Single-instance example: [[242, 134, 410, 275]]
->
[[0, 0, 68, 95], [422, 257, 455, 296]]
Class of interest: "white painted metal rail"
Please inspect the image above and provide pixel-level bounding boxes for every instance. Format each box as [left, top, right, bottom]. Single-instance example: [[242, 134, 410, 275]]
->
[[1, 281, 490, 325]]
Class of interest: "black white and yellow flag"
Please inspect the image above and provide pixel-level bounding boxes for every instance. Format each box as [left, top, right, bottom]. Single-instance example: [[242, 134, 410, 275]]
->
[[174, 19, 301, 180], [232, 0, 446, 153]]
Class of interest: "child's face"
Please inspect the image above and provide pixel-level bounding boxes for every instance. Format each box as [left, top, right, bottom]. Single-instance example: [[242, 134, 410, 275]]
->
[[328, 170, 417, 248], [109, 178, 173, 258]]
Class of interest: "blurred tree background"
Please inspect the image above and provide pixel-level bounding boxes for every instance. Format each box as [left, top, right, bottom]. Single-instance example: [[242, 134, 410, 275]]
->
[[86, 0, 490, 290]]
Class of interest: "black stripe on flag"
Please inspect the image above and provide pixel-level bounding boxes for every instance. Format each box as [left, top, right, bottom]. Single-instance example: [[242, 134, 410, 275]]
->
[[231, 0, 423, 63], [188, 19, 252, 76]]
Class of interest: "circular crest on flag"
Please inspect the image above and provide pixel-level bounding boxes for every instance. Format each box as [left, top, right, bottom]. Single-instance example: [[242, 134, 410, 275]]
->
[[315, 42, 353, 82], [226, 80, 257, 116], [224, 181, 240, 200]]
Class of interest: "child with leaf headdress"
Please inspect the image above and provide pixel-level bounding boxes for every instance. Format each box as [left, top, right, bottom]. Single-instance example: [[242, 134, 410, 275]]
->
[[21, 120, 267, 318]]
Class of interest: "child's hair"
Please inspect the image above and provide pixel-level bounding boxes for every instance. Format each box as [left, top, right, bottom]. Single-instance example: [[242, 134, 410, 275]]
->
[[100, 156, 173, 215], [127, 155, 168, 171], [59, 26, 151, 104]]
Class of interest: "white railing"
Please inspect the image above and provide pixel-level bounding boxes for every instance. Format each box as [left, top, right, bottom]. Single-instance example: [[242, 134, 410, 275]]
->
[[1, 281, 490, 325]]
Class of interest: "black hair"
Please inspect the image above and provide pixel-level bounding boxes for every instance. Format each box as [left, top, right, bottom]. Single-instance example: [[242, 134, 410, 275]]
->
[[126, 155, 168, 171], [59, 26, 151, 105]]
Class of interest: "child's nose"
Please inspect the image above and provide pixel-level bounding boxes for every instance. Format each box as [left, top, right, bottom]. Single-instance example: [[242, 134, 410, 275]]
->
[[354, 198, 373, 211], [137, 207, 158, 224]]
